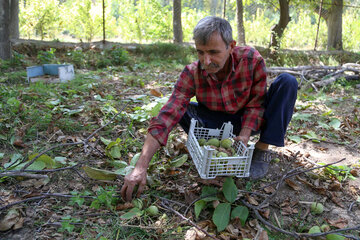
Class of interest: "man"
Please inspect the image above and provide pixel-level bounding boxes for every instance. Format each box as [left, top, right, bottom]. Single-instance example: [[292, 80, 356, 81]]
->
[[121, 16, 298, 202]]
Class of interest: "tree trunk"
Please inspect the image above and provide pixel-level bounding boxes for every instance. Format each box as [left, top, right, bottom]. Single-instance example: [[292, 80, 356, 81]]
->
[[326, 0, 343, 50], [223, 0, 226, 18], [173, 0, 183, 44], [0, 0, 11, 60], [236, 0, 245, 46], [269, 0, 290, 50], [10, 0, 19, 39]]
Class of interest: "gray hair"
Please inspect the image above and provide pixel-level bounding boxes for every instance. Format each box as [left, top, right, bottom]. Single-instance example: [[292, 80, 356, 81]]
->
[[193, 16, 233, 47]]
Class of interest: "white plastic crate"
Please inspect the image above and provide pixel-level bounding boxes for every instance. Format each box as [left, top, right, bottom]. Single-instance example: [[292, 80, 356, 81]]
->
[[186, 118, 254, 179]]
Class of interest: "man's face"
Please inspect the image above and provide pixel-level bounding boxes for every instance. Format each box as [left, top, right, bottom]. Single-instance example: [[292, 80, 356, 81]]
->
[[195, 32, 235, 74]]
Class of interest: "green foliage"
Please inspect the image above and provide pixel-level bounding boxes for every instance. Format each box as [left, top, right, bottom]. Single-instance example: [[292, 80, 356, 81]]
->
[[19, 0, 62, 40], [319, 164, 357, 182], [0, 71, 27, 84], [195, 177, 249, 232], [37, 48, 57, 64], [16, 0, 360, 52], [117, 0, 172, 43], [212, 203, 231, 232], [90, 186, 118, 211], [343, 8, 360, 50], [136, 43, 196, 65], [59, 215, 81, 233], [128, 96, 169, 123], [0, 52, 26, 73], [62, 0, 117, 42], [281, 9, 327, 50], [107, 47, 129, 65]]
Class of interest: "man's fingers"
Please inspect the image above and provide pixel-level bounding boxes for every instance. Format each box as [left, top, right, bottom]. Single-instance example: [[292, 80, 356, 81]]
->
[[136, 182, 145, 198], [125, 183, 135, 202], [121, 184, 127, 201]]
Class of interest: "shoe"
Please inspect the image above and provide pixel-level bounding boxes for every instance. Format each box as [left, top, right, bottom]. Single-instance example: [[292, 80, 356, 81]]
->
[[250, 148, 272, 180]]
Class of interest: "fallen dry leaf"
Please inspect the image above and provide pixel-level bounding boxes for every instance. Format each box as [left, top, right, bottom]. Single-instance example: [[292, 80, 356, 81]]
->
[[150, 88, 163, 97], [196, 178, 224, 187], [326, 217, 348, 229], [285, 179, 301, 191], [259, 209, 270, 219], [13, 139, 27, 148], [226, 224, 239, 236], [329, 181, 341, 191], [350, 169, 359, 177], [263, 186, 275, 194], [184, 226, 207, 240], [219, 232, 231, 240], [13, 217, 24, 230], [258, 230, 269, 240], [116, 202, 133, 211], [0, 209, 20, 231], [246, 195, 259, 206], [329, 192, 345, 208]]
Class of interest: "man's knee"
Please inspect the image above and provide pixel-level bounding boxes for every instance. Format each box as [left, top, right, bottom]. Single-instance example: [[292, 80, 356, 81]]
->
[[276, 73, 298, 90]]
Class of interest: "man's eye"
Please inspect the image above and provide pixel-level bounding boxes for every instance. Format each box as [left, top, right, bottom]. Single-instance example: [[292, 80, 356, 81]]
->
[[197, 51, 204, 55]]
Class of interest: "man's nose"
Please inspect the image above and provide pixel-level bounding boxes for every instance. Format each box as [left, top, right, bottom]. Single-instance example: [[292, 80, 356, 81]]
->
[[204, 54, 211, 65]]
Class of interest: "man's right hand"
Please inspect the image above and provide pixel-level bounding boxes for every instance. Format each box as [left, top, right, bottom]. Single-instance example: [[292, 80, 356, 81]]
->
[[120, 133, 161, 202], [121, 166, 147, 202]]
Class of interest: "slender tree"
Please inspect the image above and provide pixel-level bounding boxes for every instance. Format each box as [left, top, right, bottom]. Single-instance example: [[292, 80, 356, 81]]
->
[[326, 0, 343, 50], [0, 0, 11, 60], [173, 0, 183, 43], [312, 0, 343, 50], [10, 0, 19, 39], [236, 0, 246, 45], [269, 0, 290, 50]]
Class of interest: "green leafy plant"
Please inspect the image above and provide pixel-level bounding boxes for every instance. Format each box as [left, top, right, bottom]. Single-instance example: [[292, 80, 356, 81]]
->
[[90, 186, 118, 211], [319, 164, 357, 182], [59, 215, 81, 233], [69, 190, 92, 207], [120, 198, 159, 220], [107, 47, 129, 66], [37, 48, 57, 64], [195, 177, 249, 232], [129, 96, 169, 123]]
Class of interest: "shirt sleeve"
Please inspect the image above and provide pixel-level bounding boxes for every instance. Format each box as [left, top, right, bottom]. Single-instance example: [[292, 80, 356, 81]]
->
[[148, 67, 195, 146], [241, 57, 267, 131]]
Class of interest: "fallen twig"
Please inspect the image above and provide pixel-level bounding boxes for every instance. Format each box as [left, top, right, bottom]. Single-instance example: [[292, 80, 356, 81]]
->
[[160, 200, 218, 240], [0, 192, 95, 211], [267, 65, 360, 89], [0, 172, 49, 179], [242, 199, 360, 239], [20, 102, 129, 171], [260, 158, 346, 191]]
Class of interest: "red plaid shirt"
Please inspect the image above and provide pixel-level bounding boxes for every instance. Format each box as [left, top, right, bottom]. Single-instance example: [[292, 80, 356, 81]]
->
[[148, 46, 267, 146]]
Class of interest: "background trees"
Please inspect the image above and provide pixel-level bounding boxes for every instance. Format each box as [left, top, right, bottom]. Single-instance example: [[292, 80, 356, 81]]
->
[[173, 0, 183, 43], [2, 0, 360, 58], [0, 0, 10, 60]]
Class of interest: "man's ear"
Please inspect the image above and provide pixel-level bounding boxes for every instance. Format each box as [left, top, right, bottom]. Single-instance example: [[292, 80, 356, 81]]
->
[[229, 40, 236, 52]]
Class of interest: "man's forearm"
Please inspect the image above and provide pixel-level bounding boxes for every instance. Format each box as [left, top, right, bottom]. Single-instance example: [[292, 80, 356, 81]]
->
[[135, 133, 161, 170]]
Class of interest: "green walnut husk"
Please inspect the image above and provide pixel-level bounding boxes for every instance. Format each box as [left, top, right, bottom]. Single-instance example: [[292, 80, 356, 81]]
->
[[220, 138, 233, 149], [197, 138, 206, 146], [131, 199, 143, 210], [216, 152, 229, 157], [206, 138, 220, 147], [311, 202, 324, 215], [145, 205, 159, 216]]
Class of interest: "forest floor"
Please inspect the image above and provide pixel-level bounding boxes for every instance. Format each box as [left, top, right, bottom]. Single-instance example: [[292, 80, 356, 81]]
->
[[0, 44, 360, 240]]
